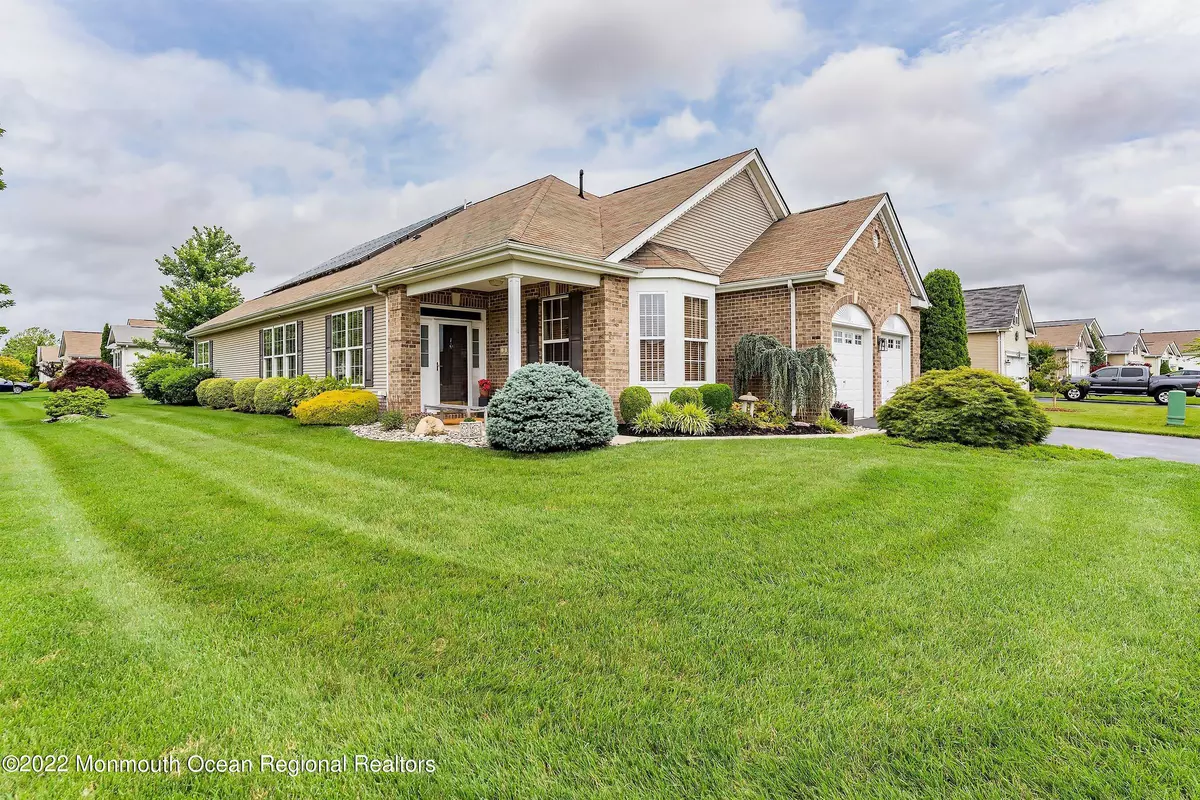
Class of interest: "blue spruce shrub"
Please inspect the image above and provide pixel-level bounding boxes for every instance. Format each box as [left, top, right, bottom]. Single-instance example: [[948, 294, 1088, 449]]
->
[[486, 363, 617, 453]]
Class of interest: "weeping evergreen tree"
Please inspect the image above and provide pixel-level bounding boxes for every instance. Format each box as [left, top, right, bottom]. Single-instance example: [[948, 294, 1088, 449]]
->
[[732, 334, 836, 419]]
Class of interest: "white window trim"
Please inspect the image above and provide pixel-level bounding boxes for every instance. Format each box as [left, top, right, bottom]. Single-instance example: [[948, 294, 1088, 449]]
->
[[683, 294, 709, 384], [330, 308, 365, 387], [194, 340, 211, 370], [541, 294, 570, 366], [638, 291, 667, 384], [261, 322, 297, 378]]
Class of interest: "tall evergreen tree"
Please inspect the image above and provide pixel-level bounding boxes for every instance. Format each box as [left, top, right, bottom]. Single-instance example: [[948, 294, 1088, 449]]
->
[[99, 322, 112, 365], [919, 269, 970, 372], [150, 226, 255, 356]]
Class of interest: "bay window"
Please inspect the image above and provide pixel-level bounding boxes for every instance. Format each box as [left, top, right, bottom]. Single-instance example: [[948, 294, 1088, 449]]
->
[[639, 293, 666, 383], [683, 296, 708, 382], [331, 309, 365, 385], [262, 322, 297, 378]]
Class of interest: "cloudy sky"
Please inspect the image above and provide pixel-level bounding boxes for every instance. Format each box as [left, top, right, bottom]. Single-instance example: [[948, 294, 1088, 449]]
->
[[1, 0, 1198, 342]]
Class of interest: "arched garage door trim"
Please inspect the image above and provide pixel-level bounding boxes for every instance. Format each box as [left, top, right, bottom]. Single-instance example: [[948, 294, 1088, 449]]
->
[[832, 304, 874, 418]]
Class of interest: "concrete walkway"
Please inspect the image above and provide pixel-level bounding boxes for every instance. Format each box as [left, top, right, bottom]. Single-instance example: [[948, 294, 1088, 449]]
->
[[1046, 427, 1200, 465]]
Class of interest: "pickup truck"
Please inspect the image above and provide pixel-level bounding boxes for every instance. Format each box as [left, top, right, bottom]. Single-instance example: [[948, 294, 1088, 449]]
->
[[1064, 365, 1200, 404]]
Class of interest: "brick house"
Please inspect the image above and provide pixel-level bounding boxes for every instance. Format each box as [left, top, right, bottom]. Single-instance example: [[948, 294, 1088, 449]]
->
[[189, 149, 928, 419]]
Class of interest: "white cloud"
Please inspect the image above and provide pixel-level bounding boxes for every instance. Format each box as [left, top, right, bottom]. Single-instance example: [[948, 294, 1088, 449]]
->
[[757, 0, 1200, 332], [405, 0, 802, 152]]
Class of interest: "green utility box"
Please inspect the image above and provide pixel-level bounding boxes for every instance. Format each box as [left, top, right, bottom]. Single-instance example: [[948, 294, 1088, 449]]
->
[[1167, 390, 1187, 427]]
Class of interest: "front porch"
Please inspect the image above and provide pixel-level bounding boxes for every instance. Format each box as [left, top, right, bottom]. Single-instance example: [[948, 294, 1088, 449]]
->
[[384, 268, 630, 416]]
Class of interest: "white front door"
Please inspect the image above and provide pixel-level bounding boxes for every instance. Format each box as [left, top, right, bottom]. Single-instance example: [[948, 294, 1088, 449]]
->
[[832, 326, 867, 415], [880, 335, 906, 405]]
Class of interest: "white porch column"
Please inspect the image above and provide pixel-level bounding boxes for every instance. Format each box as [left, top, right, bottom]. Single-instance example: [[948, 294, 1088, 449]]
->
[[507, 275, 522, 375]]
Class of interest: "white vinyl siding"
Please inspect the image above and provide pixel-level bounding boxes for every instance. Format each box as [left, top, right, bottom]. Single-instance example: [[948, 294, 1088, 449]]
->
[[651, 170, 775, 273], [200, 294, 388, 395]]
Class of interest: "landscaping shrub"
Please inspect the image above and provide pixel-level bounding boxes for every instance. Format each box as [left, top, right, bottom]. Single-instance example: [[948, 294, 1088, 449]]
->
[[158, 367, 214, 405], [195, 378, 217, 407], [44, 387, 108, 419], [253, 377, 290, 414], [485, 363, 617, 453], [619, 385, 652, 422], [813, 412, 844, 433], [379, 410, 407, 431], [699, 383, 733, 413], [674, 402, 714, 436], [651, 400, 682, 431], [293, 390, 381, 426], [233, 378, 262, 412], [876, 366, 1052, 448], [129, 352, 190, 390], [278, 374, 351, 409], [141, 369, 169, 402], [631, 407, 665, 434], [669, 386, 702, 406], [47, 359, 131, 398], [204, 378, 236, 409]]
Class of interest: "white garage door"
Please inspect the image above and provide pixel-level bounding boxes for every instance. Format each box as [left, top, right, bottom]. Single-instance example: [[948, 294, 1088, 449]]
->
[[833, 326, 866, 414], [1004, 353, 1028, 383], [880, 335, 905, 405], [1069, 358, 1089, 377]]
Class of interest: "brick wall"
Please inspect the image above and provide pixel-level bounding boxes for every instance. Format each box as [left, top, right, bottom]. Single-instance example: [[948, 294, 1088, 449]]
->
[[385, 286, 421, 413], [715, 212, 923, 411]]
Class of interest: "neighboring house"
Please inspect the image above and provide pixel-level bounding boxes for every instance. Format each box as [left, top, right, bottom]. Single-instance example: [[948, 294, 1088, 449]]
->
[[1102, 332, 1153, 370], [1031, 318, 1102, 377], [35, 345, 60, 382], [1141, 330, 1198, 371], [188, 149, 928, 419], [57, 330, 103, 366], [107, 318, 163, 392], [963, 285, 1036, 384]]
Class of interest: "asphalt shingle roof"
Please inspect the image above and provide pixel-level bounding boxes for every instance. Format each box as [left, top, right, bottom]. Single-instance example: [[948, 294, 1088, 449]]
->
[[963, 285, 1024, 331], [1102, 333, 1143, 354], [719, 194, 885, 284]]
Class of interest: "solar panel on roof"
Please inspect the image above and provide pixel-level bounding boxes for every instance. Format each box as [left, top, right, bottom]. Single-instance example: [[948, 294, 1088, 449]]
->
[[268, 205, 465, 293]]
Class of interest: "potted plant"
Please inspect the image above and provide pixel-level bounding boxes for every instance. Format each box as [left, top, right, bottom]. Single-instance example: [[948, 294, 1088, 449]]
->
[[830, 401, 854, 426], [478, 378, 493, 406]]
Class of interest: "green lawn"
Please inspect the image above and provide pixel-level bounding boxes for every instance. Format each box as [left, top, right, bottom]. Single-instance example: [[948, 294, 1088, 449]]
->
[[1038, 392, 1200, 406], [3, 394, 1200, 798], [1046, 400, 1200, 438]]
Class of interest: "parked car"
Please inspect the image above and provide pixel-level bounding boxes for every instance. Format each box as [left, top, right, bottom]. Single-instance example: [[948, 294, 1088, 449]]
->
[[1064, 365, 1200, 404], [0, 378, 34, 395]]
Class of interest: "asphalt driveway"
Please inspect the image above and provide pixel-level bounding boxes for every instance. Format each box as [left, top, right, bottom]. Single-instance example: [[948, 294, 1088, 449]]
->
[[1046, 427, 1200, 465]]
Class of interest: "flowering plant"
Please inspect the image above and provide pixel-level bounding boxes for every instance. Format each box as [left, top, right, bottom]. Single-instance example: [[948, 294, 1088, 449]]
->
[[478, 378, 493, 397], [831, 401, 850, 410]]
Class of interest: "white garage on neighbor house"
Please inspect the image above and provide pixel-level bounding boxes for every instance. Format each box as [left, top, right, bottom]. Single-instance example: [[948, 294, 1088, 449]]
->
[[963, 284, 1037, 385]]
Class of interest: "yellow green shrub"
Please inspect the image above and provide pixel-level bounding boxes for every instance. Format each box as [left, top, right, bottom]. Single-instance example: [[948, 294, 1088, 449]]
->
[[293, 389, 380, 426]]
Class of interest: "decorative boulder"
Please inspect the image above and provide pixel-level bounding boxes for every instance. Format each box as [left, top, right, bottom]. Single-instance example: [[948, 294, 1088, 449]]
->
[[413, 415, 445, 437]]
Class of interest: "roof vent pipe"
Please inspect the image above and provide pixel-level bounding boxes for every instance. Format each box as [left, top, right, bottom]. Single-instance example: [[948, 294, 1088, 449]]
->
[[579, 169, 585, 199]]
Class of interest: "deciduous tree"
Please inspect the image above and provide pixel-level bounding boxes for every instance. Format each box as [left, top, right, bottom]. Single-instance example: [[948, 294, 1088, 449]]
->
[[149, 226, 255, 357]]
